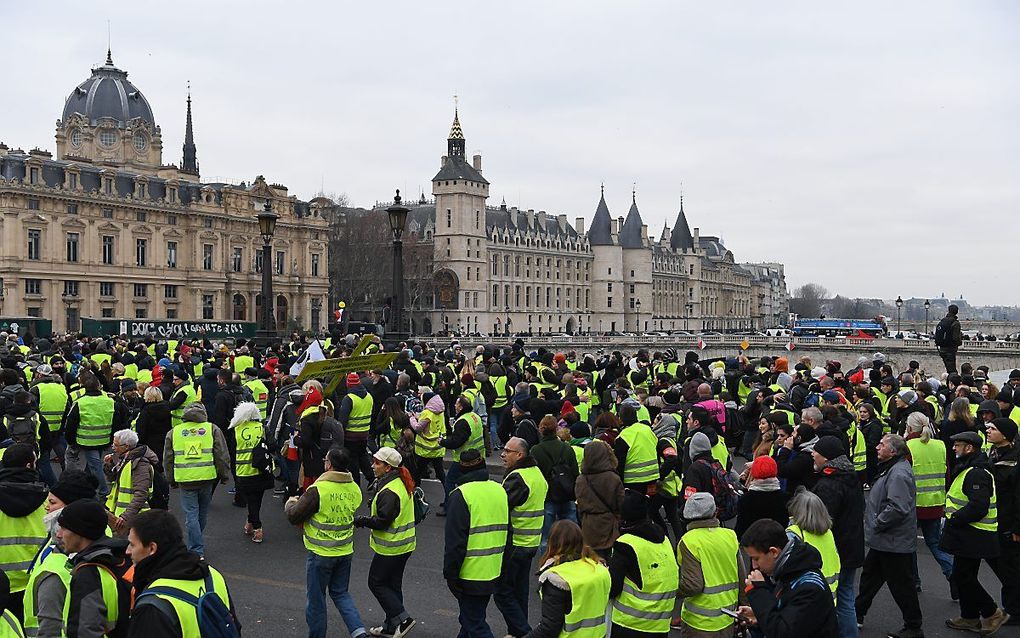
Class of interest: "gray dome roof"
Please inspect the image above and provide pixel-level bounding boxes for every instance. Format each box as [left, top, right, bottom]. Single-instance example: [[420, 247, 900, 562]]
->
[[61, 53, 155, 128]]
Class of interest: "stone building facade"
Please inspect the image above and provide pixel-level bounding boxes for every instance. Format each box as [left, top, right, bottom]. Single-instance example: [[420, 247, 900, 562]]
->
[[0, 51, 329, 333], [335, 111, 786, 335]]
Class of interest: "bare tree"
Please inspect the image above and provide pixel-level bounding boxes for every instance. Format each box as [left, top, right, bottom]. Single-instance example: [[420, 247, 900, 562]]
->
[[789, 283, 830, 318]]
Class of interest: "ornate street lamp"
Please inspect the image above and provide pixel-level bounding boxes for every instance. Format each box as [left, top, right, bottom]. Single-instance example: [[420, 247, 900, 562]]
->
[[256, 201, 278, 343], [386, 189, 410, 339], [895, 295, 904, 336], [924, 299, 931, 335], [635, 298, 642, 332]]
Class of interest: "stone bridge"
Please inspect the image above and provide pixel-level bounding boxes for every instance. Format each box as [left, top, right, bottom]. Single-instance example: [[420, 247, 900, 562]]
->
[[416, 335, 1020, 375]]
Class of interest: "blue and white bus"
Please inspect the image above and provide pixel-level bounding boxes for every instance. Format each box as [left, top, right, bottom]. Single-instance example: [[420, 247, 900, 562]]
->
[[792, 318, 886, 338]]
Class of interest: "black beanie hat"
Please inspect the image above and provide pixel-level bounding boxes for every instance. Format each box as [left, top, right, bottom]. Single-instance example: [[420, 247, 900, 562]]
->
[[813, 436, 845, 461], [621, 489, 649, 523], [991, 417, 1019, 443], [57, 499, 108, 541], [50, 470, 98, 505]]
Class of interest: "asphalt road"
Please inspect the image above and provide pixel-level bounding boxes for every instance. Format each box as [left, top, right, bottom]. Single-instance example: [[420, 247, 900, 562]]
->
[[173, 462, 1008, 638]]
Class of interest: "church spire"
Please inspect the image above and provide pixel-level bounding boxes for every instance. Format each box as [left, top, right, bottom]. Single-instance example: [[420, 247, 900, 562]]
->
[[181, 82, 199, 175], [447, 96, 465, 158]]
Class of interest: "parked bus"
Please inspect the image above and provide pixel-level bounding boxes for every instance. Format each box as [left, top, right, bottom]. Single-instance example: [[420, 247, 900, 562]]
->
[[792, 318, 886, 338]]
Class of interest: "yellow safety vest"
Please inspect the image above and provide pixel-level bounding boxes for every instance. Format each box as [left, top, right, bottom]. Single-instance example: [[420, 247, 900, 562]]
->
[[788, 524, 840, 600], [170, 422, 217, 483], [346, 393, 373, 434], [303, 478, 361, 557], [0, 609, 24, 638], [170, 384, 198, 429], [850, 425, 868, 473], [455, 480, 509, 581], [678, 525, 740, 631], [659, 437, 682, 497], [543, 558, 611, 638], [619, 422, 658, 484], [612, 534, 679, 633], [136, 568, 232, 638], [369, 476, 416, 556], [414, 410, 445, 459], [243, 379, 270, 419], [503, 465, 548, 548], [36, 383, 68, 432], [491, 376, 510, 409], [906, 438, 947, 508], [232, 355, 254, 373], [105, 458, 152, 517], [0, 504, 47, 593], [452, 412, 485, 462], [946, 466, 997, 532], [123, 363, 138, 380], [75, 394, 115, 448], [233, 420, 265, 478], [23, 545, 70, 637]]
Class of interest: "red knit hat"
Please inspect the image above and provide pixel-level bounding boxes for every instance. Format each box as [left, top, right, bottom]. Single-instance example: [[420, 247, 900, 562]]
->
[[560, 401, 575, 417], [749, 455, 778, 480], [346, 372, 361, 388], [554, 353, 567, 365]]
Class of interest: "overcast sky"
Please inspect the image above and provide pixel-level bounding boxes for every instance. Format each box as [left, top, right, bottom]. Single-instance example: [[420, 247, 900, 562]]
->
[[4, 2, 1018, 305]]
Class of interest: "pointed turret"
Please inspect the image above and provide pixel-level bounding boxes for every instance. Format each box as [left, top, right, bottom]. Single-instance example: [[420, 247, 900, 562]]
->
[[670, 194, 695, 250], [587, 183, 614, 245], [659, 220, 670, 242], [619, 190, 645, 248], [448, 105, 465, 158], [181, 84, 199, 175]]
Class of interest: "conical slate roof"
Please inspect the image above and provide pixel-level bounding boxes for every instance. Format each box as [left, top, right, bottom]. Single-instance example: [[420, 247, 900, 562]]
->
[[587, 185, 614, 246], [670, 196, 695, 250], [619, 194, 645, 248]]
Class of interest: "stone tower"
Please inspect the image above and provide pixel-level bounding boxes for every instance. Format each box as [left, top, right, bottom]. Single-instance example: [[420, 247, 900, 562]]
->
[[432, 107, 490, 335], [620, 190, 652, 332], [588, 185, 624, 333]]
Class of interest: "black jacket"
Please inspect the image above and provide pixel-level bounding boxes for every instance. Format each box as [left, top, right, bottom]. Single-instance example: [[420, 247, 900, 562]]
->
[[858, 417, 884, 481], [608, 520, 666, 597], [211, 384, 243, 431], [443, 467, 507, 593], [735, 488, 790, 540], [502, 456, 539, 509], [129, 543, 239, 638], [0, 466, 48, 517], [134, 401, 172, 463], [988, 443, 1020, 538], [811, 455, 866, 569], [775, 442, 817, 493], [940, 451, 1000, 559], [65, 389, 129, 449], [936, 314, 963, 350], [746, 536, 838, 638], [198, 367, 221, 416], [68, 538, 132, 638], [355, 470, 405, 530], [681, 453, 717, 503], [440, 409, 475, 451]]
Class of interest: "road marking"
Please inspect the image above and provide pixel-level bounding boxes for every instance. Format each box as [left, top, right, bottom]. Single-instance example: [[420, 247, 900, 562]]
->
[[220, 571, 304, 591]]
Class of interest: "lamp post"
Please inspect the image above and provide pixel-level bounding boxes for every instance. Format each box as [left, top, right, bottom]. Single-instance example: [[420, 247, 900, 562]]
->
[[505, 305, 511, 336], [386, 189, 409, 341], [635, 298, 642, 333], [895, 295, 903, 336], [256, 201, 278, 344], [685, 302, 693, 332], [924, 299, 931, 335]]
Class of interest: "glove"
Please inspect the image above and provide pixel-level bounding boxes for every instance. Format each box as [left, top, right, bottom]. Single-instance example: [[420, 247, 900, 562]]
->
[[354, 516, 369, 528]]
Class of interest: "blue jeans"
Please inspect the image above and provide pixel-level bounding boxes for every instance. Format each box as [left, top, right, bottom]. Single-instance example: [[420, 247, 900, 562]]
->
[[306, 552, 365, 638], [836, 566, 859, 638], [488, 408, 505, 448], [493, 546, 535, 637], [37, 432, 67, 487], [540, 500, 577, 555], [913, 517, 954, 583], [454, 590, 494, 638], [65, 445, 109, 497], [443, 459, 463, 509], [179, 484, 213, 556]]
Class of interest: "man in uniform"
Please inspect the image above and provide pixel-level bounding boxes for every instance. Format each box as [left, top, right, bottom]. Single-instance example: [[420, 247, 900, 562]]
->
[[495, 437, 547, 638], [285, 447, 368, 638], [127, 509, 240, 638], [444, 449, 509, 638]]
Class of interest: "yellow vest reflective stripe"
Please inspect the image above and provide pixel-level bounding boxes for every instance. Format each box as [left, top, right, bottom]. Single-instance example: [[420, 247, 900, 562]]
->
[[456, 480, 509, 581], [140, 568, 231, 638], [36, 383, 68, 432], [503, 466, 548, 548], [872, 388, 891, 420], [612, 534, 679, 633], [171, 422, 216, 482], [369, 477, 416, 556], [679, 526, 740, 631], [462, 387, 479, 409], [0, 609, 24, 638], [243, 379, 270, 418], [543, 558, 611, 637], [170, 385, 198, 429], [104, 459, 152, 517], [619, 423, 659, 484], [945, 466, 997, 532], [906, 439, 947, 508], [234, 421, 264, 478], [414, 410, 445, 458], [788, 525, 840, 599], [232, 355, 254, 373], [0, 504, 47, 593], [347, 393, 373, 433], [452, 412, 485, 462], [303, 479, 361, 556], [492, 376, 510, 409], [23, 545, 71, 636], [89, 559, 122, 630], [75, 395, 115, 447], [659, 437, 682, 497], [850, 426, 868, 472]]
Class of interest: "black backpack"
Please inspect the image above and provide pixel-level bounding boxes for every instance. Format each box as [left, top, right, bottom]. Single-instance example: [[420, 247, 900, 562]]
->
[[546, 445, 577, 504], [699, 458, 742, 521], [5, 413, 38, 446], [934, 318, 951, 347], [135, 572, 240, 638], [148, 460, 171, 510]]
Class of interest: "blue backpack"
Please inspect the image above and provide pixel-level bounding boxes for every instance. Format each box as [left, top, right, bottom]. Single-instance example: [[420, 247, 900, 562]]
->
[[135, 572, 240, 638]]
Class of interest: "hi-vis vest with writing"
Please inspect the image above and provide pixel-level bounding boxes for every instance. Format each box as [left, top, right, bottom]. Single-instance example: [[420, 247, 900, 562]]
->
[[171, 422, 216, 482]]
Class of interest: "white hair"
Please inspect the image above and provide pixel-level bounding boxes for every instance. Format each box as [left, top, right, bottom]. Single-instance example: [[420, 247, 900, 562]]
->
[[113, 428, 138, 447]]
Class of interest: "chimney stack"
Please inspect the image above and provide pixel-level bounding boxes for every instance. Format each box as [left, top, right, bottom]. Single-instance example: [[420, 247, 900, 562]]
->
[[557, 214, 567, 233], [641, 224, 649, 243], [472, 154, 482, 171], [575, 217, 585, 235], [693, 227, 700, 246]]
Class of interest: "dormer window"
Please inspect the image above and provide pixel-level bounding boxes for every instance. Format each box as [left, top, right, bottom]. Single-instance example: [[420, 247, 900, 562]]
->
[[29, 168, 39, 185], [99, 130, 117, 147], [70, 128, 83, 148], [133, 132, 148, 152]]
